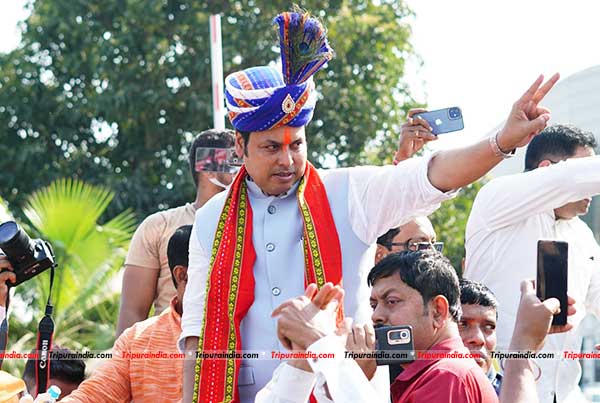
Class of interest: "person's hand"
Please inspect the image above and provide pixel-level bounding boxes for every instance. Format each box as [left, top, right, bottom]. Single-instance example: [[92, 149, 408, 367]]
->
[[0, 255, 16, 307], [496, 73, 560, 152], [509, 280, 575, 352], [394, 108, 437, 163], [272, 283, 343, 350], [343, 321, 377, 380]]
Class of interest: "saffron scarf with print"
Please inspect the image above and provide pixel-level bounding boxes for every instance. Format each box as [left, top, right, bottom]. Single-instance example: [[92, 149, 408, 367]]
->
[[193, 163, 343, 403]]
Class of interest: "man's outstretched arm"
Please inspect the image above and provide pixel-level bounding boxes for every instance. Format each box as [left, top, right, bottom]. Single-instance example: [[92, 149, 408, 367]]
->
[[428, 74, 559, 192]]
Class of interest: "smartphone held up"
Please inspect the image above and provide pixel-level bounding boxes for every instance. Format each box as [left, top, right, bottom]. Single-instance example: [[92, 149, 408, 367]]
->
[[374, 325, 415, 366], [414, 107, 464, 135], [536, 240, 569, 326]]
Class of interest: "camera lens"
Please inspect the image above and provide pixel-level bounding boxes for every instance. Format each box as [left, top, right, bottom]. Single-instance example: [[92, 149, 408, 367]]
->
[[448, 107, 461, 119], [0, 221, 18, 244], [0, 221, 34, 261], [390, 330, 408, 340]]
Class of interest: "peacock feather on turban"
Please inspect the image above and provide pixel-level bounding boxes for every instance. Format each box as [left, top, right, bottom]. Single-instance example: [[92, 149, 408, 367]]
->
[[224, 10, 333, 132]]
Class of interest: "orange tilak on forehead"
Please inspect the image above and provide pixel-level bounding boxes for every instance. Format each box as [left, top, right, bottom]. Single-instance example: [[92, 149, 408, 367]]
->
[[283, 127, 292, 152]]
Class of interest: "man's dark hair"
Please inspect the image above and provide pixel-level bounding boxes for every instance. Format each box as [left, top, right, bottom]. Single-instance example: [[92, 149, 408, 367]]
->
[[238, 130, 251, 156], [188, 129, 235, 187], [367, 250, 462, 322], [167, 225, 192, 288], [23, 346, 86, 391], [459, 278, 498, 317], [524, 124, 596, 171], [376, 227, 401, 251]]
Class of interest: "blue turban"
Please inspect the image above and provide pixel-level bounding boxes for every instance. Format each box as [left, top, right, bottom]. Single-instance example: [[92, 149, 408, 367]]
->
[[225, 11, 333, 132]]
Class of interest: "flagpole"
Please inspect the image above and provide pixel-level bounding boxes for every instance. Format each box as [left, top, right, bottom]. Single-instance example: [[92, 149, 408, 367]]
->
[[210, 14, 225, 130]]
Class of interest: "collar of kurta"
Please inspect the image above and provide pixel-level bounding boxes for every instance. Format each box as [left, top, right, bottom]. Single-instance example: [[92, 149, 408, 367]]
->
[[245, 175, 301, 199], [192, 163, 343, 403]]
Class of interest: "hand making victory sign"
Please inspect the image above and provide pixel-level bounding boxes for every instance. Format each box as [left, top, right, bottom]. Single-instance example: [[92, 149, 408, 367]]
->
[[495, 73, 560, 152]]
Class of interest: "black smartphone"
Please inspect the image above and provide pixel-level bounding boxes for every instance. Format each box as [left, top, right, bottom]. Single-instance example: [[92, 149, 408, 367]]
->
[[374, 325, 415, 365], [536, 240, 569, 326], [413, 107, 464, 135]]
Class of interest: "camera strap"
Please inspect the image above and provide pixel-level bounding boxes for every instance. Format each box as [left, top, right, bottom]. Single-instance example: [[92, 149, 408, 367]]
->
[[0, 292, 9, 370], [35, 265, 55, 395]]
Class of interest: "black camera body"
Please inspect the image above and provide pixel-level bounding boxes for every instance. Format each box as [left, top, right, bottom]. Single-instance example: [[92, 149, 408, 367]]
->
[[0, 221, 56, 286]]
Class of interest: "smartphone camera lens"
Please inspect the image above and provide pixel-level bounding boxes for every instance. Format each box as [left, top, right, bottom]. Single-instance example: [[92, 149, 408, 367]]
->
[[448, 107, 462, 120], [390, 329, 409, 340]]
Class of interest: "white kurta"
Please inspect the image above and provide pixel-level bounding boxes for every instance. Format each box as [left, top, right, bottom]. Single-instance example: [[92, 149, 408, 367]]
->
[[181, 156, 455, 402], [464, 156, 600, 403]]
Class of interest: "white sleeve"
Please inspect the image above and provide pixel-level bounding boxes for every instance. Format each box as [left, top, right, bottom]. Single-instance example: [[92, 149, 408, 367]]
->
[[584, 231, 600, 318], [347, 154, 458, 245], [307, 336, 388, 403], [585, 266, 600, 319], [0, 306, 5, 324], [471, 156, 600, 231], [254, 362, 316, 403], [178, 220, 210, 351]]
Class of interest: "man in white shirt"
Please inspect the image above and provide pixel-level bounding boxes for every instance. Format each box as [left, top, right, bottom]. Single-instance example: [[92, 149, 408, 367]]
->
[[180, 8, 559, 403], [464, 124, 600, 403]]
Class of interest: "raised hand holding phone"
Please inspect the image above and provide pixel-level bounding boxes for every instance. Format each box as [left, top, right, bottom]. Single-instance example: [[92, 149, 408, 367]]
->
[[536, 240, 569, 326], [414, 107, 465, 135], [394, 108, 438, 163]]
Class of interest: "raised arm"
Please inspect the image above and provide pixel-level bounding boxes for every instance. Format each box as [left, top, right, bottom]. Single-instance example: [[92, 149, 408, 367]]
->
[[500, 280, 575, 403], [470, 156, 600, 231], [428, 74, 559, 192]]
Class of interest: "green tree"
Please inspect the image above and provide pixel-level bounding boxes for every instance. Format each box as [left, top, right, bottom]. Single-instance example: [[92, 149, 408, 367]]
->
[[430, 179, 486, 275], [0, 0, 419, 218], [2, 179, 135, 376]]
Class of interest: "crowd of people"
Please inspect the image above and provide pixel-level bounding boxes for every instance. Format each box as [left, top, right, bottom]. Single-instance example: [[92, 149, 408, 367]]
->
[[1, 7, 600, 403]]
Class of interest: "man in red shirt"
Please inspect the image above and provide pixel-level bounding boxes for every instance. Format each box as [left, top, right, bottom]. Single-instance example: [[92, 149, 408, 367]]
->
[[368, 250, 497, 402], [269, 250, 498, 402]]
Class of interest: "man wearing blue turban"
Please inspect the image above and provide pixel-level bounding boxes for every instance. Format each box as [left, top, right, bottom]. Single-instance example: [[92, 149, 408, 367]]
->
[[180, 8, 558, 403]]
